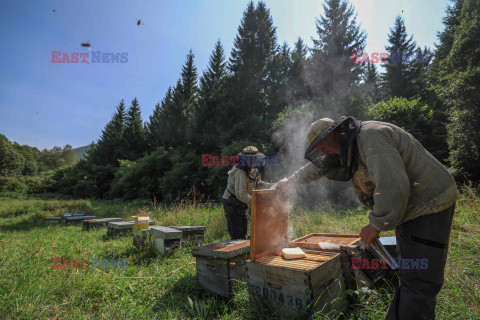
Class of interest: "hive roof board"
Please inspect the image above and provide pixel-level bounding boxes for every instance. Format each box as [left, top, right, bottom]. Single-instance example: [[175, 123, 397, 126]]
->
[[192, 240, 250, 259], [149, 226, 182, 239], [169, 226, 206, 232], [84, 217, 123, 223], [65, 215, 96, 221], [108, 221, 135, 230]]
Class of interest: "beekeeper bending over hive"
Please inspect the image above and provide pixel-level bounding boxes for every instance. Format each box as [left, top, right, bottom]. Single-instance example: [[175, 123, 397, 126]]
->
[[276, 116, 458, 320], [222, 146, 273, 240]]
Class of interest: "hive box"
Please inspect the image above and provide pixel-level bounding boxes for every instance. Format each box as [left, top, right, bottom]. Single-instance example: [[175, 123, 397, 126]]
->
[[289, 233, 363, 290], [170, 226, 207, 245], [289, 234, 397, 288], [132, 227, 152, 248], [149, 226, 182, 254], [131, 216, 151, 230], [64, 215, 96, 225], [192, 239, 250, 298], [82, 218, 123, 231], [107, 221, 155, 237], [246, 189, 347, 318]]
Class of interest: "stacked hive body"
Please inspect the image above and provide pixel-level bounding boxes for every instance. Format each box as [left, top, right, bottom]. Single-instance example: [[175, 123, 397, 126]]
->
[[192, 240, 250, 298], [170, 226, 206, 245], [82, 218, 123, 231], [246, 189, 348, 317]]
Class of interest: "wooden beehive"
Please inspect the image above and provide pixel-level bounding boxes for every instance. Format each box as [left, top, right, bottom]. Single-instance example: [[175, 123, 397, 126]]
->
[[132, 216, 151, 230], [150, 226, 182, 254], [170, 226, 207, 245], [246, 190, 347, 317], [192, 239, 250, 298], [64, 215, 96, 225], [290, 233, 362, 291], [290, 233, 394, 289], [82, 218, 123, 231], [107, 220, 155, 237]]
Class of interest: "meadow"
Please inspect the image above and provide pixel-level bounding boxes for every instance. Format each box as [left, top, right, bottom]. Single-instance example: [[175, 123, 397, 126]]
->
[[0, 189, 479, 319]]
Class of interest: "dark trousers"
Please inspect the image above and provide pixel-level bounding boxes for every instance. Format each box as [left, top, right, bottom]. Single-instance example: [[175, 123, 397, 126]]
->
[[222, 199, 248, 240], [386, 204, 455, 320]]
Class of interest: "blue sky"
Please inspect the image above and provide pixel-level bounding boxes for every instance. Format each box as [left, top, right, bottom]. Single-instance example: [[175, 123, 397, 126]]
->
[[0, 0, 450, 150]]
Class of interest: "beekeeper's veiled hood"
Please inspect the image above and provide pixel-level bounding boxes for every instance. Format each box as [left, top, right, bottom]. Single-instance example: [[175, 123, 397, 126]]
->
[[304, 116, 362, 181]]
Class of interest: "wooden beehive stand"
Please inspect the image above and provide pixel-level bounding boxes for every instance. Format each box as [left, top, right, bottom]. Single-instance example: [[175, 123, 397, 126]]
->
[[246, 189, 351, 318]]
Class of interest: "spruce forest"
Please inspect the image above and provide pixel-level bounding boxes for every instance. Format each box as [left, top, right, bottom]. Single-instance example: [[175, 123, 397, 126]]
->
[[2, 0, 480, 201]]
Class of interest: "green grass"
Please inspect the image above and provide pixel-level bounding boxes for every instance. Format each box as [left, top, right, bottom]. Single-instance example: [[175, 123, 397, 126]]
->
[[0, 190, 479, 319]]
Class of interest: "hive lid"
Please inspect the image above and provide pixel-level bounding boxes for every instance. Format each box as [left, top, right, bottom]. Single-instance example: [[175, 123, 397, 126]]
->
[[149, 226, 182, 239], [96, 217, 123, 223], [170, 226, 206, 232], [250, 189, 288, 261], [192, 239, 250, 259], [109, 221, 134, 229]]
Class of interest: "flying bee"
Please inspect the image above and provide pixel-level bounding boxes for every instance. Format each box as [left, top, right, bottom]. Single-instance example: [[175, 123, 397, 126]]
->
[[81, 41, 91, 51], [136, 19, 143, 26]]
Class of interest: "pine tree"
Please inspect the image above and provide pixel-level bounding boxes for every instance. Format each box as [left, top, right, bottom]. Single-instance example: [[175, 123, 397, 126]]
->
[[225, 1, 280, 145], [431, 0, 465, 79], [363, 62, 380, 102], [288, 37, 309, 103], [267, 42, 291, 116], [122, 98, 147, 161], [146, 102, 162, 152], [88, 100, 126, 166], [156, 52, 198, 148], [437, 0, 480, 183], [381, 16, 429, 99], [308, 0, 366, 98], [146, 87, 175, 151], [190, 40, 227, 153], [180, 50, 198, 141]]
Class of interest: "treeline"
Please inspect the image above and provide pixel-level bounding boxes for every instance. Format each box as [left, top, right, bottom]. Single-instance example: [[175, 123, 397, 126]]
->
[[0, 134, 77, 193], [45, 0, 480, 200]]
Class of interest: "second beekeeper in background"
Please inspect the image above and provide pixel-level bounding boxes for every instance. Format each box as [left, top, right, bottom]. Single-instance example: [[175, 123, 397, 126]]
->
[[222, 146, 273, 240]]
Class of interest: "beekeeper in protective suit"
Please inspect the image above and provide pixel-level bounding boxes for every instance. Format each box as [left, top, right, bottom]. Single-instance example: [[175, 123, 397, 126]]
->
[[222, 146, 273, 240], [276, 116, 458, 320]]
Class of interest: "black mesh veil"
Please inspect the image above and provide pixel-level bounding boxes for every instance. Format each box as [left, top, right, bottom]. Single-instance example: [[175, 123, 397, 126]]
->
[[304, 116, 362, 181]]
